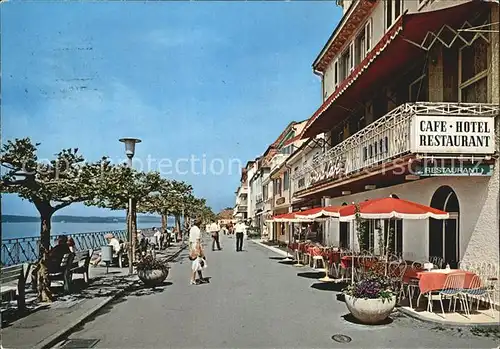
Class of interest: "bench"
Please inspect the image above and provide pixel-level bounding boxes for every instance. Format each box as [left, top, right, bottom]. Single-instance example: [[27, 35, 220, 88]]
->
[[48, 253, 74, 294], [70, 250, 92, 284], [1, 264, 30, 311]]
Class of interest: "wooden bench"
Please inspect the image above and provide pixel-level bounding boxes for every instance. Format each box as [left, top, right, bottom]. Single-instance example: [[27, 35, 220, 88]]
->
[[48, 253, 74, 294], [70, 250, 92, 284], [1, 264, 30, 311]]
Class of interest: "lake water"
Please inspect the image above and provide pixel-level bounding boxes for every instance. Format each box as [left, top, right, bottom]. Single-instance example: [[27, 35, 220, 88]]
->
[[2, 222, 167, 240]]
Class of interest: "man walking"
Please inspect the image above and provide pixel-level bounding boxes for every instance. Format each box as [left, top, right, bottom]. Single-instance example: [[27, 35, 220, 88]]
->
[[209, 220, 222, 251], [235, 220, 246, 252]]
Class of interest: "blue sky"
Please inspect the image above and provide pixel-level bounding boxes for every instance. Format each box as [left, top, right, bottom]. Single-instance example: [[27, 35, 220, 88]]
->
[[2, 1, 341, 216]]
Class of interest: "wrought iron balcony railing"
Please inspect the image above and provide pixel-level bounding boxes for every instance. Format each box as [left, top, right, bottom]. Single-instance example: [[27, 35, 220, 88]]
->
[[292, 102, 498, 190]]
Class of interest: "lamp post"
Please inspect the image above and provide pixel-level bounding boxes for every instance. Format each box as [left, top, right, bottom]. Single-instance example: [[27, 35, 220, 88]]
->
[[119, 137, 141, 275]]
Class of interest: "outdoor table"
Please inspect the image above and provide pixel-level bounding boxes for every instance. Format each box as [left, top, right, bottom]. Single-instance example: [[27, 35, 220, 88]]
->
[[318, 249, 340, 282], [416, 269, 476, 294]]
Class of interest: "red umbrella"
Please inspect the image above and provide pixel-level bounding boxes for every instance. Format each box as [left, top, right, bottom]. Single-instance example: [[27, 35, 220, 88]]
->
[[295, 206, 343, 219], [337, 197, 449, 221]]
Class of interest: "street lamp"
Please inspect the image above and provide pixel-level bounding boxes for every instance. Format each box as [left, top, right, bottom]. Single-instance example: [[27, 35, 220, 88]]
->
[[119, 137, 141, 275]]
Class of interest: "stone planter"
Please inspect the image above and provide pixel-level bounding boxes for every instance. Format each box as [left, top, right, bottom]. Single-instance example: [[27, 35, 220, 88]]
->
[[344, 294, 396, 324], [137, 268, 169, 286]]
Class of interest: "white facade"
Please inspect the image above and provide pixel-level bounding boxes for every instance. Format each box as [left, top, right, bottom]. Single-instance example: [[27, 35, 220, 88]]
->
[[290, 0, 499, 269], [247, 162, 258, 223], [323, 170, 499, 266]]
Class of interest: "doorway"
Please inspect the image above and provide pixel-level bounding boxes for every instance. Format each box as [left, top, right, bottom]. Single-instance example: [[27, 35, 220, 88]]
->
[[429, 186, 460, 267]]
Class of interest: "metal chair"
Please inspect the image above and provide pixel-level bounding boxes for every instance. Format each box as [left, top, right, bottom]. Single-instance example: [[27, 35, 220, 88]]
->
[[430, 273, 468, 318], [463, 274, 495, 318], [405, 260, 427, 308]]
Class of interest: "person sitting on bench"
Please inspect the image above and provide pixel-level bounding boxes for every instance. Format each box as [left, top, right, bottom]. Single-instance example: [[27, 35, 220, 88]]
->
[[31, 235, 71, 290]]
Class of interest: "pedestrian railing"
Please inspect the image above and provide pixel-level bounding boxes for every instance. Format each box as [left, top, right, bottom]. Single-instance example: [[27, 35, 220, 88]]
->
[[1, 228, 155, 266]]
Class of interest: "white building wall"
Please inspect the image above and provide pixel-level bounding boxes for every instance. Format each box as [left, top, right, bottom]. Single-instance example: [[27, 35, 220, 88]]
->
[[325, 170, 499, 265], [247, 166, 256, 221]]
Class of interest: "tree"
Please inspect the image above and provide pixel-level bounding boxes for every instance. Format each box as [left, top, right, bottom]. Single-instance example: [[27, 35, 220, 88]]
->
[[87, 165, 163, 243], [1, 138, 105, 250]]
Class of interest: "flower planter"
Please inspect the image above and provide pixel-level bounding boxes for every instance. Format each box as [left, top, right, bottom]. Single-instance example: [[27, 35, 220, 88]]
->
[[137, 269, 169, 286], [344, 294, 396, 324]]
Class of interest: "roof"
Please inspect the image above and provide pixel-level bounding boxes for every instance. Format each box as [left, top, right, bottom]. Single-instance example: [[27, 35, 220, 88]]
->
[[282, 135, 301, 147], [217, 209, 234, 220], [303, 1, 487, 138], [312, 0, 378, 73]]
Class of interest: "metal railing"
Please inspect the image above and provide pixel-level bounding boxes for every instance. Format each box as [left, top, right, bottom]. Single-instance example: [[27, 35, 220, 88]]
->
[[1, 228, 155, 266], [292, 102, 499, 189]]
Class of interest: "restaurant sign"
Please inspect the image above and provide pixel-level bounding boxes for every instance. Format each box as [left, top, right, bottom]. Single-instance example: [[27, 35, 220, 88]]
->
[[308, 156, 346, 186], [276, 197, 286, 205], [411, 116, 495, 154], [415, 164, 493, 177]]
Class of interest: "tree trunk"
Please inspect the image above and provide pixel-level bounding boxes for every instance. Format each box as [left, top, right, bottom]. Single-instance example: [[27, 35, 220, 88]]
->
[[36, 207, 54, 302], [39, 210, 54, 252], [161, 214, 167, 232], [175, 215, 181, 242]]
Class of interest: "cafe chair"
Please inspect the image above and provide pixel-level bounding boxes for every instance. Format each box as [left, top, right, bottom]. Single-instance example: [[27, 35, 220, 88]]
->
[[432, 273, 468, 318], [464, 274, 496, 318], [405, 260, 427, 308]]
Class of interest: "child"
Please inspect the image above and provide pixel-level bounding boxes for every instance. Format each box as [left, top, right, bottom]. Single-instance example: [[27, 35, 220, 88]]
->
[[189, 239, 207, 285]]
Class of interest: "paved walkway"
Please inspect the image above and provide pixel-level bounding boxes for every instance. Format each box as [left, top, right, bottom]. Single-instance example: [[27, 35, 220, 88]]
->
[[1, 243, 185, 349], [53, 235, 499, 348]]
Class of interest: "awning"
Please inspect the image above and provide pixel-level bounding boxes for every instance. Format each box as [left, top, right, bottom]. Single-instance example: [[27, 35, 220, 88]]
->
[[270, 212, 313, 223], [297, 198, 449, 221], [302, 0, 495, 138]]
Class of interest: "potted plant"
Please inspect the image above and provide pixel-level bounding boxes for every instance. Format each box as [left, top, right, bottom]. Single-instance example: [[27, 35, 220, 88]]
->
[[135, 255, 170, 286], [343, 274, 397, 324]]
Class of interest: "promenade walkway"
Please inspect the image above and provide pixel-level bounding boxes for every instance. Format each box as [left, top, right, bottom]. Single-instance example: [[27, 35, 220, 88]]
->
[[1, 243, 185, 349], [51, 235, 498, 349]]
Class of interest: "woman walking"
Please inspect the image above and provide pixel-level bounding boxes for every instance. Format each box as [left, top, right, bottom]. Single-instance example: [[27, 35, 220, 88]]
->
[[189, 238, 207, 285]]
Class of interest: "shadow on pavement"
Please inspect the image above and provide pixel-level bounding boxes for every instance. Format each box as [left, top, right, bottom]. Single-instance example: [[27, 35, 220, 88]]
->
[[127, 281, 173, 297], [269, 256, 286, 260], [341, 313, 394, 325], [278, 260, 296, 265], [1, 303, 50, 328], [297, 271, 325, 279], [310, 282, 345, 292]]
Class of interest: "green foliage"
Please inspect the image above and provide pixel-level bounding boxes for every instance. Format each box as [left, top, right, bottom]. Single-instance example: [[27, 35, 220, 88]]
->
[[1, 137, 106, 214], [86, 165, 163, 211], [343, 273, 396, 301], [135, 254, 170, 272], [354, 203, 369, 252]]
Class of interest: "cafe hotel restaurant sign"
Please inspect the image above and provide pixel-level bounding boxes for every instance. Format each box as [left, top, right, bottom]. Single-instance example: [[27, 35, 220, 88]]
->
[[412, 115, 495, 154]]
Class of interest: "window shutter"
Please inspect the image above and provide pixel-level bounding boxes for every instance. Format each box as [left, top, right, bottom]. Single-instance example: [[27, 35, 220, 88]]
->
[[334, 60, 339, 89], [349, 42, 354, 72], [365, 20, 372, 54]]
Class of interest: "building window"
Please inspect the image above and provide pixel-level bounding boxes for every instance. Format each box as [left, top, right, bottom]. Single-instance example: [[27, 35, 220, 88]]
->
[[459, 37, 488, 103], [283, 171, 289, 191], [263, 184, 268, 200], [340, 48, 351, 81], [386, 0, 403, 30], [298, 177, 305, 189], [365, 20, 372, 54], [334, 60, 339, 89], [409, 75, 428, 102], [355, 28, 366, 66]]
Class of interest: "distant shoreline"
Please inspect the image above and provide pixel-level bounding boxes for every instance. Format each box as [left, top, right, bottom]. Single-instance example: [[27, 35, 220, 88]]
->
[[2, 214, 163, 224]]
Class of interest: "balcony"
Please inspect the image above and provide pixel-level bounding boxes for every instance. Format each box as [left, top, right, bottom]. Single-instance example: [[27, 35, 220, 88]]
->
[[270, 154, 288, 172], [293, 102, 498, 193], [236, 205, 248, 213], [264, 198, 273, 212]]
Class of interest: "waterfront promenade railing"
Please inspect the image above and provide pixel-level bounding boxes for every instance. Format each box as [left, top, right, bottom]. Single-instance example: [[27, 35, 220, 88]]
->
[[1, 228, 155, 266]]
